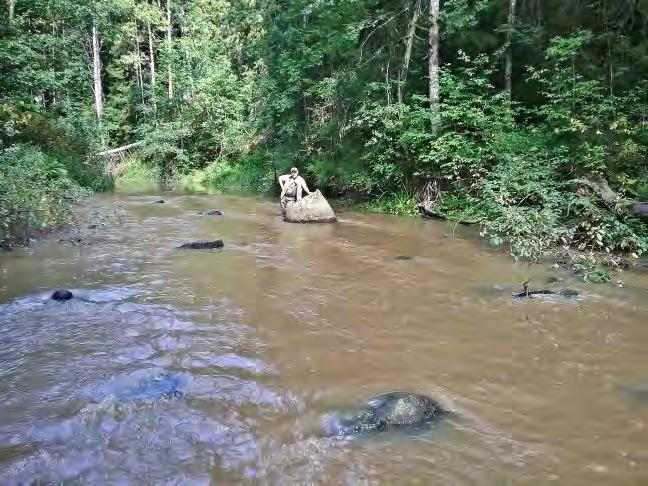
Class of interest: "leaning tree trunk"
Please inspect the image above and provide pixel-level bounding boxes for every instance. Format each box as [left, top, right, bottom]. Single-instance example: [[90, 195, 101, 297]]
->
[[166, 0, 173, 99], [504, 0, 516, 101], [428, 0, 440, 118], [398, 0, 421, 106], [91, 22, 104, 121], [147, 21, 157, 115]]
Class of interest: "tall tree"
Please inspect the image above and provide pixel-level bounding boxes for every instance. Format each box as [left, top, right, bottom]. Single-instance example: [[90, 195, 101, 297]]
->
[[134, 20, 145, 103], [7, 0, 15, 24], [428, 0, 440, 115], [91, 21, 104, 121], [504, 0, 516, 100], [147, 20, 157, 114], [398, 0, 421, 106], [166, 0, 173, 99]]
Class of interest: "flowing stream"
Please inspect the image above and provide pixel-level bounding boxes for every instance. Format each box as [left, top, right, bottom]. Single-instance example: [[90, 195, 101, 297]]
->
[[1, 190, 647, 484]]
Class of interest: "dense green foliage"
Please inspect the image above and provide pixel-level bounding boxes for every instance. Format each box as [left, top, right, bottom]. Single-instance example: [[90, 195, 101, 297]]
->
[[0, 0, 111, 246], [2, 0, 647, 262], [0, 145, 92, 246]]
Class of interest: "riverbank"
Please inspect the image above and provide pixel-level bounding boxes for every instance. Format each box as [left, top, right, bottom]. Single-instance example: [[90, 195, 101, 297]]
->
[[113, 163, 648, 283], [117, 165, 648, 284], [5, 151, 644, 288], [0, 139, 115, 249]]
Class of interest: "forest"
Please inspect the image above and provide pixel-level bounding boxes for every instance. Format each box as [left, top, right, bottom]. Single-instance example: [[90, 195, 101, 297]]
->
[[1, 0, 647, 271]]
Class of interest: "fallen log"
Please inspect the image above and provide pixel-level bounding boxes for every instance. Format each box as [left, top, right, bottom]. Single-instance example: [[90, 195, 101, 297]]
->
[[417, 204, 479, 225], [98, 141, 144, 157]]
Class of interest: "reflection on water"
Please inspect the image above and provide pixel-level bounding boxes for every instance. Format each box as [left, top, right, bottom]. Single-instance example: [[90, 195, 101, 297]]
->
[[1, 190, 648, 484]]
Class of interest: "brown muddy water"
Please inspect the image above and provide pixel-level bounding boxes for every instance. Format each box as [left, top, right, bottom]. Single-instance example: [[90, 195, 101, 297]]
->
[[1, 190, 648, 484]]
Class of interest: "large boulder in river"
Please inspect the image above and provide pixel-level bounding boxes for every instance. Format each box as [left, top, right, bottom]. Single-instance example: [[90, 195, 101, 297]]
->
[[284, 190, 337, 223], [324, 392, 448, 437]]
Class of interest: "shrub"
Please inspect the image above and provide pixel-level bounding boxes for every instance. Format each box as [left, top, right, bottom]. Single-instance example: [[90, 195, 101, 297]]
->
[[0, 145, 90, 247]]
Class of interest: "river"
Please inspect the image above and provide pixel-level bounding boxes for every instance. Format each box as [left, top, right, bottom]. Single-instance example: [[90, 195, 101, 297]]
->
[[1, 190, 647, 484]]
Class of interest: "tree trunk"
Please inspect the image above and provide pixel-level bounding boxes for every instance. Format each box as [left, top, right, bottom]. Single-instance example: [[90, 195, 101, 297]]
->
[[504, 0, 516, 101], [398, 0, 421, 105], [92, 22, 104, 121], [179, 1, 195, 99], [8, 0, 15, 24], [98, 141, 144, 156], [428, 0, 439, 116], [134, 21, 145, 104], [147, 21, 157, 114], [166, 0, 173, 99], [607, 36, 613, 96]]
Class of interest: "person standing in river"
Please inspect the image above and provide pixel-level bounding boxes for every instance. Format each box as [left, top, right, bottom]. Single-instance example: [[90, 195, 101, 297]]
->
[[278, 167, 310, 214]]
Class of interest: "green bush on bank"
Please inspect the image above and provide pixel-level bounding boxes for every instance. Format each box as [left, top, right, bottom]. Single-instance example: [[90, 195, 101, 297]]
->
[[116, 159, 160, 188], [0, 144, 93, 248], [358, 192, 419, 217]]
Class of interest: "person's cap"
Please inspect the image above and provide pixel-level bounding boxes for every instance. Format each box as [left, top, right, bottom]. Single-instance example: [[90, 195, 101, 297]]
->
[[290, 167, 298, 173]]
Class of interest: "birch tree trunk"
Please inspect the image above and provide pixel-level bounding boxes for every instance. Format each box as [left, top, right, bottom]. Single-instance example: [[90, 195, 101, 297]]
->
[[166, 0, 173, 99], [8, 0, 15, 24], [428, 0, 439, 116], [398, 0, 421, 105], [147, 21, 157, 114], [179, 1, 195, 99], [134, 21, 145, 104], [92, 22, 104, 121], [504, 0, 516, 100]]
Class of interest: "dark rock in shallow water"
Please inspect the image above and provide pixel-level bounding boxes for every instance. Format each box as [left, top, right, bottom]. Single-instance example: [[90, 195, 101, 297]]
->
[[514, 288, 579, 298], [177, 240, 224, 250], [324, 392, 447, 437], [513, 281, 579, 298], [617, 385, 648, 404], [51, 289, 74, 301]]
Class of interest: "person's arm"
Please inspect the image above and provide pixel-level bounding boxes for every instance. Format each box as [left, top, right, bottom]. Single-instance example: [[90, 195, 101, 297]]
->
[[278, 174, 288, 191], [300, 177, 310, 195]]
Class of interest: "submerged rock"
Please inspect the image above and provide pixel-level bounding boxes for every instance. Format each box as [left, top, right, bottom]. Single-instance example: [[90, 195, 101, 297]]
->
[[619, 385, 648, 404], [284, 190, 337, 223], [115, 373, 185, 401], [324, 392, 448, 437], [51, 289, 74, 301], [92, 372, 188, 405], [177, 240, 224, 250]]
